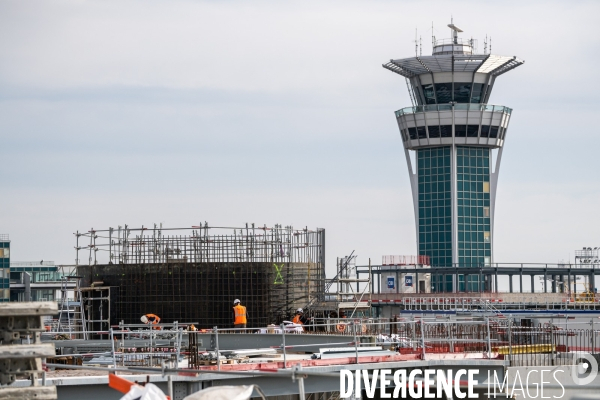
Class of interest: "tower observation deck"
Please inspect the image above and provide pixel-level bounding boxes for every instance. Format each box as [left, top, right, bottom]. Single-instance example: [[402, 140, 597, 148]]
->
[[383, 23, 524, 292]]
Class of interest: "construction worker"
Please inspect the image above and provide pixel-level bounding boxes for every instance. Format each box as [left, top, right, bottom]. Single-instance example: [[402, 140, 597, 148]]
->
[[140, 314, 161, 330], [233, 299, 247, 329], [292, 308, 311, 325]]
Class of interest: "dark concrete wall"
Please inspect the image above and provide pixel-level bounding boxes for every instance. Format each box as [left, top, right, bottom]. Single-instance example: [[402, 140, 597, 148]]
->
[[77, 261, 322, 329]]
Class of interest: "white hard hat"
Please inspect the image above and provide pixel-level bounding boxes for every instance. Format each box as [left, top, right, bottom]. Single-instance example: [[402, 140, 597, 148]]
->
[[233, 299, 241, 305], [296, 308, 303, 313], [140, 315, 148, 323]]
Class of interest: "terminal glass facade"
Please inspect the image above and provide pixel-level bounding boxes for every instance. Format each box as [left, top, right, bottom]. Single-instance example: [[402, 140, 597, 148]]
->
[[417, 147, 452, 270]]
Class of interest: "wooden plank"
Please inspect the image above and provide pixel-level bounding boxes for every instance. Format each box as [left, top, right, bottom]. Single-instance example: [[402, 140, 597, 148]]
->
[[0, 344, 55, 359], [0, 386, 56, 400], [338, 302, 370, 309], [0, 302, 58, 317]]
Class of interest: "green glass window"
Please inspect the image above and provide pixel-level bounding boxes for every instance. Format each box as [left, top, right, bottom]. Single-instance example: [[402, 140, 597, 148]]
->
[[471, 83, 485, 103], [456, 146, 491, 272], [425, 82, 485, 104], [422, 84, 436, 105], [434, 83, 452, 103], [454, 83, 471, 103], [417, 147, 452, 268]]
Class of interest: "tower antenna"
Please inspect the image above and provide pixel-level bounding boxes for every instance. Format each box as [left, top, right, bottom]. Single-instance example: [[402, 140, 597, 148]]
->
[[490, 37, 492, 54], [419, 36, 422, 56], [431, 21, 435, 50], [484, 35, 488, 54], [447, 19, 463, 45], [415, 28, 418, 56]]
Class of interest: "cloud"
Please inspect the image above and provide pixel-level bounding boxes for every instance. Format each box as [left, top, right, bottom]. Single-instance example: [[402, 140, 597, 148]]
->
[[1, 0, 599, 272]]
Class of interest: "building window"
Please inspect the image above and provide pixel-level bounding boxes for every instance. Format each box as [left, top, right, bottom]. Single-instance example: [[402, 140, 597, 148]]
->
[[418, 147, 452, 268], [481, 125, 490, 138], [414, 82, 488, 105], [484, 232, 490, 242], [483, 182, 490, 193], [455, 125, 467, 137], [408, 127, 418, 140], [489, 126, 499, 138], [422, 84, 436, 104], [417, 126, 427, 139], [471, 83, 485, 103], [467, 125, 479, 137], [434, 83, 453, 103], [430, 82, 477, 104], [454, 83, 471, 103], [428, 125, 440, 138], [456, 147, 492, 274], [440, 125, 452, 138]]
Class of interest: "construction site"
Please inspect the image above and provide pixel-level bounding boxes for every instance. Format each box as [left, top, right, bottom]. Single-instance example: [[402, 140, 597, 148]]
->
[[75, 224, 328, 332], [4, 222, 600, 400], [3, 19, 600, 400]]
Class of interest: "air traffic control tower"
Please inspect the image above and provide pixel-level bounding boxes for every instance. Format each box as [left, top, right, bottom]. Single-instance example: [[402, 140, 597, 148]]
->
[[383, 23, 523, 292]]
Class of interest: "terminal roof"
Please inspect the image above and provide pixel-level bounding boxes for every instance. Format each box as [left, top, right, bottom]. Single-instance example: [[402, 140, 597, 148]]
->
[[383, 54, 524, 78]]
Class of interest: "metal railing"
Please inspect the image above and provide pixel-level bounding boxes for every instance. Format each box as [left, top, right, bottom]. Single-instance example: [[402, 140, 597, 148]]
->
[[371, 296, 600, 312], [10, 261, 56, 267], [43, 317, 600, 372], [395, 104, 512, 117], [39, 316, 600, 400], [433, 38, 474, 46]]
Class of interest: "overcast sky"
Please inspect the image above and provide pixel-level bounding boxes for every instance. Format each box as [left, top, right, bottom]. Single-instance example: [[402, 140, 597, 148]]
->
[[1, 1, 600, 279]]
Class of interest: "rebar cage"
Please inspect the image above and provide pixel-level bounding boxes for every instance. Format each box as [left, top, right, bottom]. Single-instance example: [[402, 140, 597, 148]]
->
[[75, 224, 326, 330], [75, 223, 324, 266]]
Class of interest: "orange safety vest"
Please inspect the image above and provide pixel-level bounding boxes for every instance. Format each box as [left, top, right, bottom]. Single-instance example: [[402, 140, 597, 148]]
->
[[292, 315, 303, 325], [145, 314, 160, 324], [233, 305, 247, 324]]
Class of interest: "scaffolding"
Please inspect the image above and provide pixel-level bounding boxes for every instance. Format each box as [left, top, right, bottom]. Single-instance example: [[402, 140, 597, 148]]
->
[[76, 224, 326, 331], [334, 254, 372, 318], [81, 286, 113, 339], [75, 223, 324, 266], [56, 276, 87, 339]]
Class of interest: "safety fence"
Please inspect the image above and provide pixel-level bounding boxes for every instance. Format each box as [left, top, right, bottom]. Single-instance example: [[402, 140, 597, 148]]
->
[[44, 318, 600, 371], [371, 296, 600, 311]]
